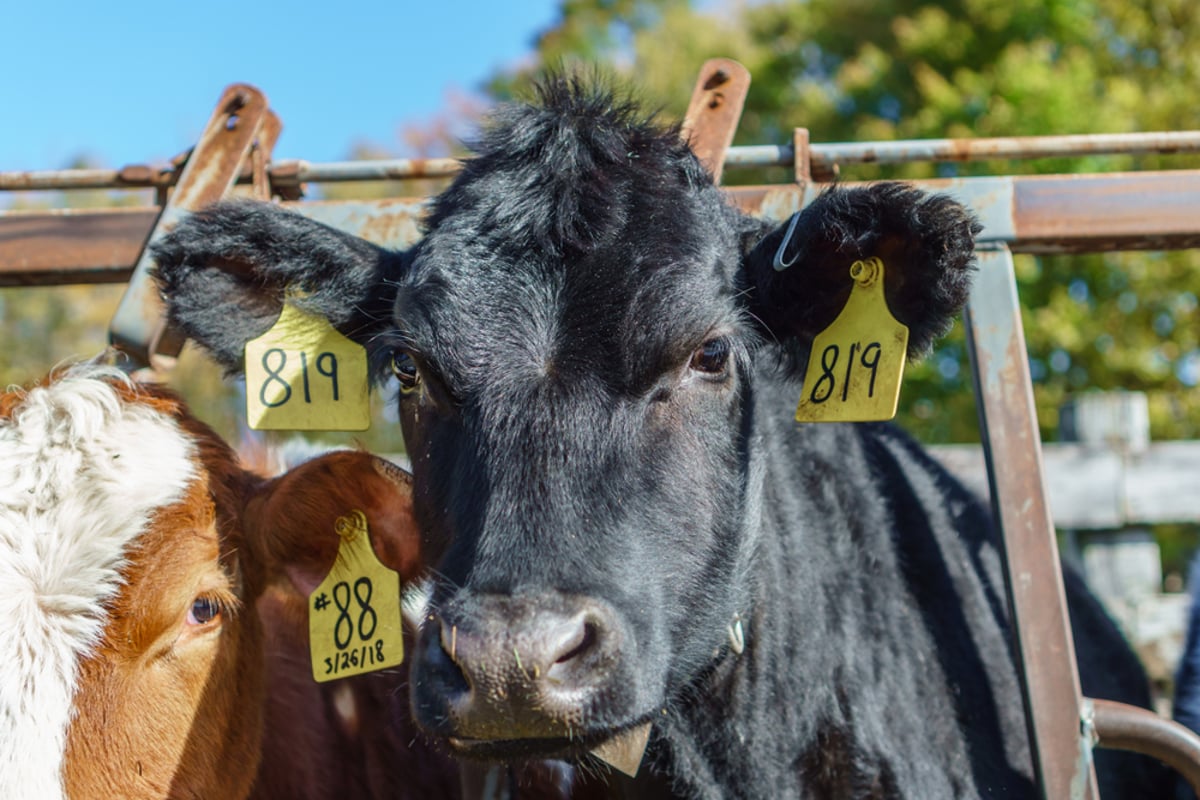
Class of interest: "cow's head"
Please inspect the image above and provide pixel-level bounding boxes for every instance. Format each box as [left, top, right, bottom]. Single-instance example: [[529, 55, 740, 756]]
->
[[0, 364, 428, 799], [154, 78, 977, 765]]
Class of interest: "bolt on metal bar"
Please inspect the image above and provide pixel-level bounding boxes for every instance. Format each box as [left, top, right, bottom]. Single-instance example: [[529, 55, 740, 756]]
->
[[6, 131, 1200, 192]]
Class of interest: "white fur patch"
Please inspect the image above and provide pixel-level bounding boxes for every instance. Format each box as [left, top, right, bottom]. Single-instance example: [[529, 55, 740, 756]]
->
[[401, 578, 433, 633], [0, 365, 197, 798]]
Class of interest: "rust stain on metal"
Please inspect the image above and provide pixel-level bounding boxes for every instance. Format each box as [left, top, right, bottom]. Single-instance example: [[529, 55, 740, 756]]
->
[[701, 69, 729, 91]]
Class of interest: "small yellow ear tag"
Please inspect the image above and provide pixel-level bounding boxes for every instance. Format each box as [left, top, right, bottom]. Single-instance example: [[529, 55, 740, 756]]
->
[[794, 257, 909, 423], [244, 303, 370, 431], [308, 510, 405, 683]]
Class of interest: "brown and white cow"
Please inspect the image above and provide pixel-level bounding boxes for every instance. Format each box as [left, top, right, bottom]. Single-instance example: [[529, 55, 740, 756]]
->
[[0, 362, 459, 799]]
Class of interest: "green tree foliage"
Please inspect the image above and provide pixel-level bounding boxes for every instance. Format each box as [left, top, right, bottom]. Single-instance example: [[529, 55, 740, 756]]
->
[[493, 0, 1200, 443]]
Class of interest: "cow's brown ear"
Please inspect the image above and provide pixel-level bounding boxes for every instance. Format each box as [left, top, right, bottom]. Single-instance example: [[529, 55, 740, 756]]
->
[[242, 451, 424, 596]]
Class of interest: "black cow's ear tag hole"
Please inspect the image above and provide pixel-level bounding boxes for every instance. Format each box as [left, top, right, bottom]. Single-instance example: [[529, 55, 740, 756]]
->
[[794, 257, 909, 423], [590, 722, 652, 777]]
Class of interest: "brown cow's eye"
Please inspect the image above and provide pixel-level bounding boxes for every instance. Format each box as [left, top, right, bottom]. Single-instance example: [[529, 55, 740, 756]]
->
[[391, 351, 422, 394], [187, 597, 222, 626], [689, 338, 731, 377]]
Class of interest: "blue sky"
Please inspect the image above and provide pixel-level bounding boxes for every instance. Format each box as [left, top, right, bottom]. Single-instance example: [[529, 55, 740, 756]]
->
[[2, 0, 563, 172]]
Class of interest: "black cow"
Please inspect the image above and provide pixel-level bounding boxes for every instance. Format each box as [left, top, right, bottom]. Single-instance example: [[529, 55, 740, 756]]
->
[[153, 78, 1170, 798]]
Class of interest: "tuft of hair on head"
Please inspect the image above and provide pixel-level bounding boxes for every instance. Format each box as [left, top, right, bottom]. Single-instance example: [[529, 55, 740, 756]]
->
[[429, 68, 703, 260]]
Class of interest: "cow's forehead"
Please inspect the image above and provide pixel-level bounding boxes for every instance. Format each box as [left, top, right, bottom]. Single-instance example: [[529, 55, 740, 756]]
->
[[402, 190, 741, 394], [394, 83, 747, 393], [401, 237, 740, 399], [0, 366, 196, 799]]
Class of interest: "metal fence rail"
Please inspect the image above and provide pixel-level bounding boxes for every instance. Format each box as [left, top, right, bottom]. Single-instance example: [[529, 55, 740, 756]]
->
[[3, 130, 1200, 192], [5, 170, 1200, 287]]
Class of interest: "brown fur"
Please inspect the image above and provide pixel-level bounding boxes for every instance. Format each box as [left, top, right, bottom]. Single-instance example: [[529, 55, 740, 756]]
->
[[5, 373, 460, 800]]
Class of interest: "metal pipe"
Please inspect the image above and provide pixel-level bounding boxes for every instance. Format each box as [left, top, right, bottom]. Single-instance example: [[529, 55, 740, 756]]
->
[[808, 131, 1200, 169], [272, 157, 462, 184], [1092, 698, 1200, 795], [6, 131, 1200, 191], [0, 167, 170, 191]]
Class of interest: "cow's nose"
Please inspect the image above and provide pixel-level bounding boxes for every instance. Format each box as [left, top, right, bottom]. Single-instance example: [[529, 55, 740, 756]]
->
[[413, 593, 621, 740], [442, 607, 598, 683]]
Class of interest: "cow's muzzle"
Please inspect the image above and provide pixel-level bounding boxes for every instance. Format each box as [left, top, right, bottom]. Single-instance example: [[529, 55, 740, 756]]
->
[[411, 592, 629, 750]]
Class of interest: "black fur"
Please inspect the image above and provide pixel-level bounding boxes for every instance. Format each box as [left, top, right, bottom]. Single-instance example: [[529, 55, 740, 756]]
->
[[744, 182, 980, 361], [153, 77, 1170, 799], [151, 201, 402, 376]]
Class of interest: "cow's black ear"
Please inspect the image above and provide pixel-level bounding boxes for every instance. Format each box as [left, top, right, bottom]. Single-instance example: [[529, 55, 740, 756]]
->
[[741, 183, 980, 365], [152, 200, 403, 376]]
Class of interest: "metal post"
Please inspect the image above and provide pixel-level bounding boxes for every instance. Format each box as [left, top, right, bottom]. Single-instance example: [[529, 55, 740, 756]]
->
[[108, 84, 271, 372], [681, 58, 751, 185], [964, 244, 1099, 799]]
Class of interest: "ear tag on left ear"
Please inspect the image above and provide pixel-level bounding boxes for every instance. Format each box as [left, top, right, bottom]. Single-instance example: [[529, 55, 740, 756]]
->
[[309, 510, 404, 683], [244, 303, 370, 431], [794, 257, 909, 423]]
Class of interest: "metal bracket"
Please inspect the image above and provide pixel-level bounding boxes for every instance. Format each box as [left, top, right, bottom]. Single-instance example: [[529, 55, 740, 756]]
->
[[681, 58, 751, 186], [108, 83, 272, 373]]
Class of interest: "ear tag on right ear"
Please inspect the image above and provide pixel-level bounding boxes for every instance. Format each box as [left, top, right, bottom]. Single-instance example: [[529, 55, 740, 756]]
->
[[244, 302, 370, 431], [794, 257, 909, 423], [309, 510, 404, 683]]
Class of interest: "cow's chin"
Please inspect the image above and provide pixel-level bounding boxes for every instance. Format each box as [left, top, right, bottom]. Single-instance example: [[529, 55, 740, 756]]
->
[[447, 735, 598, 762], [445, 716, 653, 763]]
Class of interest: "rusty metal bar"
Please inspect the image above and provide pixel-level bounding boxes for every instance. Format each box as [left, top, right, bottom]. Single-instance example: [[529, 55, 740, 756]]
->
[[7, 130, 1200, 193], [1091, 699, 1200, 795], [681, 58, 751, 185], [0, 208, 154, 285], [807, 130, 1200, 170], [964, 244, 1098, 800], [108, 84, 271, 371], [274, 157, 460, 184], [8, 169, 1200, 285], [0, 167, 172, 191], [0, 157, 458, 193]]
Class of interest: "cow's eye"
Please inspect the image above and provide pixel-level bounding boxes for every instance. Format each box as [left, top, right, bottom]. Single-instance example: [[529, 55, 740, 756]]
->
[[187, 596, 222, 626], [391, 351, 422, 394], [689, 337, 731, 377]]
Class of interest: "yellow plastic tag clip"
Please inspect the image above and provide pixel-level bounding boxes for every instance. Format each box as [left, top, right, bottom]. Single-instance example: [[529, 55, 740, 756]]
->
[[308, 510, 405, 682], [794, 257, 909, 423], [244, 303, 370, 431]]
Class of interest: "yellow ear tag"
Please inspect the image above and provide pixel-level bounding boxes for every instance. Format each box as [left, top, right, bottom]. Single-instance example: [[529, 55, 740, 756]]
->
[[308, 510, 405, 683], [794, 257, 909, 423], [244, 303, 370, 431]]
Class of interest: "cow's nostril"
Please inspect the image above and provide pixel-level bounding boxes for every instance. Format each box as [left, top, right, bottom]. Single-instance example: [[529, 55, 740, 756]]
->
[[553, 621, 596, 665], [430, 618, 471, 692]]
